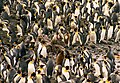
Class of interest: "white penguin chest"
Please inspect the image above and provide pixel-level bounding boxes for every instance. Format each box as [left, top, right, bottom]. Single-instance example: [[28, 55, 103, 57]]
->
[[64, 59, 70, 67], [41, 46, 47, 58], [101, 29, 106, 40]]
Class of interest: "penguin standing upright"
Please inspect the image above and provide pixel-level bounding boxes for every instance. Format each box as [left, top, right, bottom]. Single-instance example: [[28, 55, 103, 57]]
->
[[16, 22, 23, 37], [70, 19, 77, 32], [102, 61, 109, 81], [46, 58, 54, 78], [28, 58, 35, 77], [99, 26, 106, 43], [83, 46, 92, 69], [54, 14, 61, 27], [47, 18, 53, 31], [62, 66, 70, 81], [37, 37, 42, 57], [24, 10, 31, 29], [39, 59, 47, 76], [27, 72, 36, 83], [74, 3, 80, 17], [33, 20, 39, 34], [36, 70, 42, 83], [115, 26, 120, 42], [34, 2, 40, 15], [2, 64, 11, 83], [13, 70, 22, 83], [3, 3, 10, 16], [40, 41, 48, 59], [70, 54, 76, 74], [106, 46, 115, 64], [107, 25, 114, 40], [3, 52, 12, 68], [89, 28, 97, 44], [72, 28, 82, 45], [54, 65, 66, 83], [64, 31, 70, 47], [93, 59, 101, 77], [18, 73, 26, 83]]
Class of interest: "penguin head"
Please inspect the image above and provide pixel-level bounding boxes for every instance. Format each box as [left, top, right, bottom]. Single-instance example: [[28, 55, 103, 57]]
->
[[17, 70, 22, 74], [93, 58, 97, 62], [65, 66, 69, 70], [99, 74, 104, 79], [118, 26, 120, 29], [91, 28, 95, 31], [22, 73, 26, 77], [72, 54, 76, 58], [108, 1, 114, 9], [41, 40, 46, 45], [37, 70, 41, 74], [40, 54, 43, 58], [107, 77, 111, 82], [40, 65, 44, 68], [87, 79, 91, 83], [62, 67, 69, 73], [31, 72, 36, 78], [6, 64, 11, 70], [53, 5, 57, 11], [102, 26, 106, 29], [115, 71, 118, 74]]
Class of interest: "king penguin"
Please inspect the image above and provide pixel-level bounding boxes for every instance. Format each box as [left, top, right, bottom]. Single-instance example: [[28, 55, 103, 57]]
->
[[40, 41, 48, 59], [72, 28, 82, 45], [93, 59, 101, 77], [3, 52, 12, 68], [89, 28, 97, 44], [115, 26, 120, 42], [16, 22, 23, 37], [102, 61, 109, 81], [54, 65, 67, 83], [28, 57, 35, 77], [18, 73, 26, 83], [36, 70, 42, 83], [107, 25, 114, 40], [99, 26, 106, 43], [13, 70, 22, 83], [3, 3, 10, 16], [27, 72, 36, 83], [62, 66, 70, 81], [106, 46, 115, 64], [54, 14, 61, 27]]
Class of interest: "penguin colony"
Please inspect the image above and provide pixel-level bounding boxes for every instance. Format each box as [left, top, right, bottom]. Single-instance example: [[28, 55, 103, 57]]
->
[[0, 0, 120, 83]]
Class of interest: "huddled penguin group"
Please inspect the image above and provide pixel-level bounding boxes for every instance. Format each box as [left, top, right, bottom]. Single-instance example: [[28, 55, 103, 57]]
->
[[0, 0, 120, 83]]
